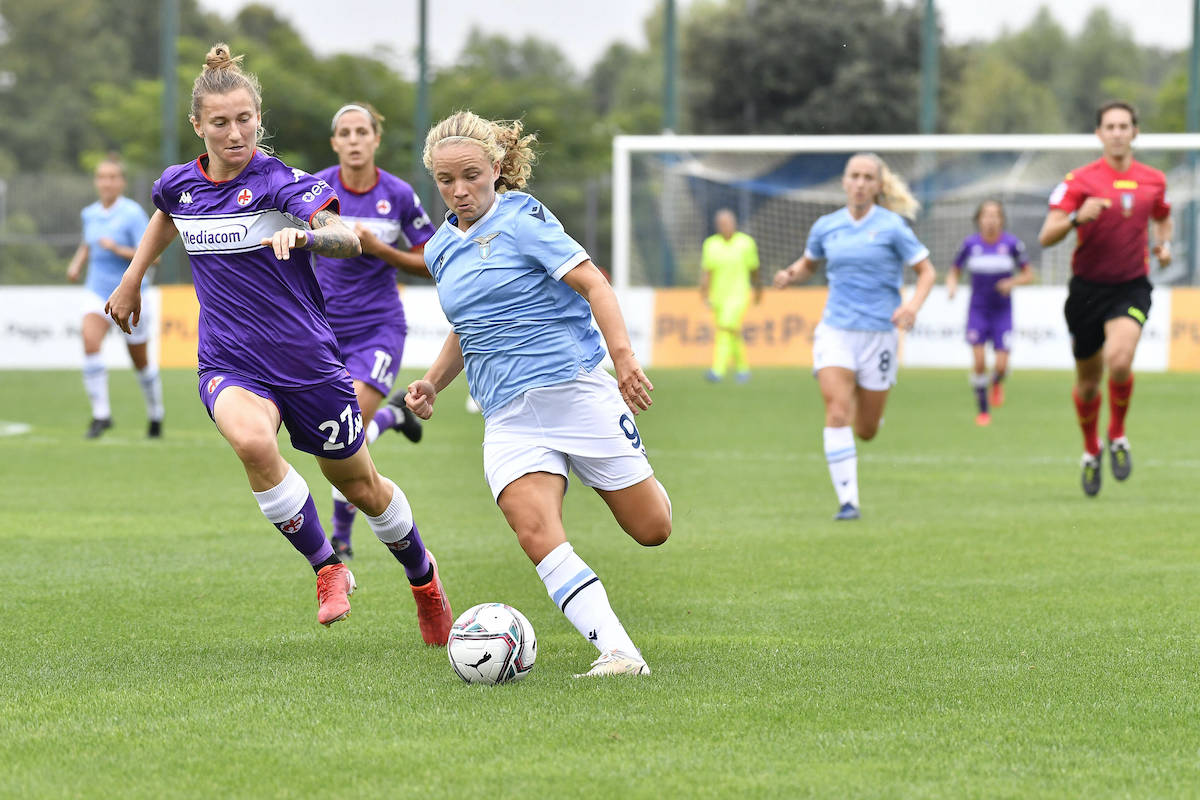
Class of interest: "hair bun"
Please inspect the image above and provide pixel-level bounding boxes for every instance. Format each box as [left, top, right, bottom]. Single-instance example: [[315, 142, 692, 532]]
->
[[204, 43, 240, 72]]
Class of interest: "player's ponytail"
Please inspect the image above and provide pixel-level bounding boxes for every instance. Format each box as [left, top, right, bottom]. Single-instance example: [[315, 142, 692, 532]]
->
[[490, 119, 537, 193], [851, 152, 920, 220], [190, 43, 271, 154], [423, 110, 539, 193]]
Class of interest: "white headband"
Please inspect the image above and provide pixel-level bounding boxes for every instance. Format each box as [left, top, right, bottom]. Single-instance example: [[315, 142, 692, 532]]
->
[[331, 104, 375, 132]]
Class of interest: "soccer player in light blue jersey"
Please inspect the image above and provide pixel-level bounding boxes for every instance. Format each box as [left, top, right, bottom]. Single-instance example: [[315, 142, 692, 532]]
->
[[774, 154, 937, 520], [66, 155, 164, 439], [405, 111, 672, 677]]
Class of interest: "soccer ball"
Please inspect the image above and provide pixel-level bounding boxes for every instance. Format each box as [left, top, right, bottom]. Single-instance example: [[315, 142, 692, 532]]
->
[[447, 603, 537, 685]]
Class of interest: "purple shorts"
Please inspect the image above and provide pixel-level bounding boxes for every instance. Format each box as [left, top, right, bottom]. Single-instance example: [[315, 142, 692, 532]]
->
[[336, 324, 407, 396], [198, 370, 365, 460], [966, 306, 1013, 352]]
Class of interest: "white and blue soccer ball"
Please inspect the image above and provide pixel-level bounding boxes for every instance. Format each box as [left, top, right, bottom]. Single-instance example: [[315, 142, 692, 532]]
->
[[447, 602, 537, 685]]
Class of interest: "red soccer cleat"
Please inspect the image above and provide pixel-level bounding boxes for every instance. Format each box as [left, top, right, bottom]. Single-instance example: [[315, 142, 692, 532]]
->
[[411, 550, 453, 646], [975, 411, 992, 427], [990, 383, 1005, 408], [316, 563, 356, 627]]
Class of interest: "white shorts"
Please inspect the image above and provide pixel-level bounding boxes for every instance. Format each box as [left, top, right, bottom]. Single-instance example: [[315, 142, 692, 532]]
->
[[482, 366, 655, 501], [812, 321, 897, 391], [83, 288, 150, 345]]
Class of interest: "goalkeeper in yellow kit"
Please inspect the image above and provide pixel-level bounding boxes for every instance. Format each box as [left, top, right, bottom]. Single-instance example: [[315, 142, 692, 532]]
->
[[700, 209, 761, 382]]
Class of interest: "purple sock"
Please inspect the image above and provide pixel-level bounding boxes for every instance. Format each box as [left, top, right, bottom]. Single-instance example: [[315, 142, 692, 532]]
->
[[974, 385, 989, 413], [276, 494, 334, 567], [385, 521, 431, 582], [332, 499, 356, 544], [373, 405, 398, 432]]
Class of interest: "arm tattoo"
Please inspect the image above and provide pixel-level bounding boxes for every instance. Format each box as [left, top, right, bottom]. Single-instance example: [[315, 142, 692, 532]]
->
[[305, 209, 362, 258]]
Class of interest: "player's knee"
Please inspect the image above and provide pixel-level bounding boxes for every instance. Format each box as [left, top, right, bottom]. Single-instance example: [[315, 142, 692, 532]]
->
[[643, 517, 672, 546], [334, 471, 382, 512], [855, 423, 879, 441], [1107, 351, 1135, 379], [1075, 377, 1101, 400], [226, 427, 278, 470], [513, 523, 559, 559], [825, 408, 852, 428]]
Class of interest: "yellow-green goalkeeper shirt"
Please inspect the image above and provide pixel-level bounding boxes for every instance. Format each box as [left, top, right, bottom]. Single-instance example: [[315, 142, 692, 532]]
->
[[702, 231, 759, 305]]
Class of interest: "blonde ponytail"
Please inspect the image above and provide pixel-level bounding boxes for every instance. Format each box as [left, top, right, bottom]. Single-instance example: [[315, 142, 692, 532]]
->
[[850, 153, 920, 220]]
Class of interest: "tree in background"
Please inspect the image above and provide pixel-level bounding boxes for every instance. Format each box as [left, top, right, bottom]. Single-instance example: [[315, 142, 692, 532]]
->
[[947, 6, 1184, 133], [0, 0, 1192, 283], [681, 0, 938, 134]]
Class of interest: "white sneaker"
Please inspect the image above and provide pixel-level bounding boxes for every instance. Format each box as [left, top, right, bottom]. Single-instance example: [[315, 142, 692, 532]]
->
[[574, 649, 651, 677]]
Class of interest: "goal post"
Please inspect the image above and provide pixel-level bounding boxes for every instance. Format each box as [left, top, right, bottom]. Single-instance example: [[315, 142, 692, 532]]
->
[[611, 133, 1200, 291]]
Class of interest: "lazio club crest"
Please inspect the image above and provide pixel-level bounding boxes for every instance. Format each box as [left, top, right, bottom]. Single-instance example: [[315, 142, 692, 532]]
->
[[472, 232, 501, 259]]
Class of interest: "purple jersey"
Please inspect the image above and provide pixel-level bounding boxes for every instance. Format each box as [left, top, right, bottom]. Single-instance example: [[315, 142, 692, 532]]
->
[[952, 232, 1029, 310], [152, 150, 345, 388], [312, 167, 434, 337]]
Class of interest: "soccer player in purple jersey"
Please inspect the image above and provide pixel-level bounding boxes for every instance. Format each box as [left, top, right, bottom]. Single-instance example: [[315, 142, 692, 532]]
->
[[314, 101, 434, 559], [105, 44, 453, 641], [946, 200, 1034, 425]]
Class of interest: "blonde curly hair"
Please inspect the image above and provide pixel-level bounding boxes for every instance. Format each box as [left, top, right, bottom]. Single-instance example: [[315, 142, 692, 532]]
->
[[422, 110, 538, 193], [848, 152, 920, 220]]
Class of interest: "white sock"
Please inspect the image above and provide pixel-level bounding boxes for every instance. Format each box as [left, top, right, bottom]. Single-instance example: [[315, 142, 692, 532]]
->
[[83, 353, 110, 420], [138, 365, 164, 421], [970, 373, 989, 390], [365, 420, 381, 444], [823, 426, 858, 507], [536, 542, 638, 656], [253, 465, 308, 523], [362, 478, 413, 544]]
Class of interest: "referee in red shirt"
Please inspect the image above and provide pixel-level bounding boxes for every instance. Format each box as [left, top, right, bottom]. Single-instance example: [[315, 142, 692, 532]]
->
[[1039, 101, 1173, 497]]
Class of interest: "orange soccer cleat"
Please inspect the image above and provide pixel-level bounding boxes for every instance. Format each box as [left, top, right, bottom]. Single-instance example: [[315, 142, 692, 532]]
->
[[975, 411, 992, 427], [411, 551, 453, 646], [316, 563, 356, 627], [990, 382, 1005, 408]]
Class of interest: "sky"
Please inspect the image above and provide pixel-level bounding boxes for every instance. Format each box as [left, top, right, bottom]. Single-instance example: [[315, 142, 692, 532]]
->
[[197, 0, 1194, 74]]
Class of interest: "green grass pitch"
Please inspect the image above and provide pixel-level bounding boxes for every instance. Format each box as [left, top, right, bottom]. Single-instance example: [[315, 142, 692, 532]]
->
[[2, 367, 1198, 798]]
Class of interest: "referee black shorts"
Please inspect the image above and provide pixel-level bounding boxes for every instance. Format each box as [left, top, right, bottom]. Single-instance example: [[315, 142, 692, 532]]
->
[[1063, 275, 1152, 361]]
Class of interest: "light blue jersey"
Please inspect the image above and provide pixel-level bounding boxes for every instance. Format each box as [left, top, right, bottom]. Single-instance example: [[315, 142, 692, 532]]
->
[[425, 191, 603, 417], [81, 196, 150, 297], [804, 205, 929, 332]]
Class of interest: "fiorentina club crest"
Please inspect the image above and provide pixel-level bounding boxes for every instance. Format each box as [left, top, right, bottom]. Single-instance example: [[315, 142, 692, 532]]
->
[[376, 198, 392, 215], [206, 375, 224, 394], [236, 188, 253, 206], [278, 513, 304, 534]]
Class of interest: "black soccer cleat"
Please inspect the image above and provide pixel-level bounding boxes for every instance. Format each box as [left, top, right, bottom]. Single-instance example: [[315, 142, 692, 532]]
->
[[389, 399, 423, 443], [1080, 452, 1102, 497], [331, 537, 353, 560], [148, 419, 163, 438], [833, 502, 861, 521], [1108, 436, 1132, 481], [85, 418, 112, 439]]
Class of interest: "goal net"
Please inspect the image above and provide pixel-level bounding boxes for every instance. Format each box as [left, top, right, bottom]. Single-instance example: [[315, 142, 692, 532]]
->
[[611, 134, 1200, 290]]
